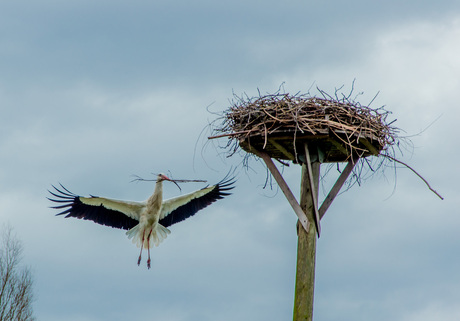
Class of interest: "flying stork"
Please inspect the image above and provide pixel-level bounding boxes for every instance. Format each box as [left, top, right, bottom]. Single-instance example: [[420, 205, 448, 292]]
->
[[48, 173, 235, 268]]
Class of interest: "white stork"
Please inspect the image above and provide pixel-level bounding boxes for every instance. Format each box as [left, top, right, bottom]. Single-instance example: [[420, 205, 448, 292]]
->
[[48, 173, 235, 268]]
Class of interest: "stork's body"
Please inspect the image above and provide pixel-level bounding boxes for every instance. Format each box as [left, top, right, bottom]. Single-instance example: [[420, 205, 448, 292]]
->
[[128, 174, 171, 268], [48, 173, 234, 268]]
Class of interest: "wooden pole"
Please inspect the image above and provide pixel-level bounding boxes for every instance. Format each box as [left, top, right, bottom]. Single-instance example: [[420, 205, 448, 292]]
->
[[293, 161, 320, 321]]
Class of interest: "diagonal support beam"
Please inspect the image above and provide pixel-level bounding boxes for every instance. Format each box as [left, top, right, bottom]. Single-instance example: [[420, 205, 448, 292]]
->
[[268, 138, 296, 161], [359, 137, 380, 155], [303, 143, 321, 237], [256, 150, 311, 233], [319, 159, 357, 219]]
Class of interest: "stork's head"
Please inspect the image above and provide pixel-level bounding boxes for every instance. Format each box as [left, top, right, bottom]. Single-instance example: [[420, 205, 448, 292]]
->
[[157, 173, 181, 191], [157, 173, 171, 182]]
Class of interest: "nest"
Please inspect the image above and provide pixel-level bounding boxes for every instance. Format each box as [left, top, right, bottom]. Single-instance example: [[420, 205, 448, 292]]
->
[[210, 92, 398, 164], [208, 88, 443, 200]]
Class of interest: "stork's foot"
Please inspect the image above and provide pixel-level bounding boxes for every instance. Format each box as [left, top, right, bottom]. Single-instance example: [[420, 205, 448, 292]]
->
[[137, 255, 142, 266], [147, 239, 151, 269]]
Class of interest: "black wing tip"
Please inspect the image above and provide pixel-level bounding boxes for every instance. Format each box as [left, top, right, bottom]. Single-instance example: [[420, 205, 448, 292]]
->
[[216, 168, 237, 190], [48, 183, 78, 214], [210, 176, 236, 201], [49, 183, 77, 198], [218, 178, 236, 192]]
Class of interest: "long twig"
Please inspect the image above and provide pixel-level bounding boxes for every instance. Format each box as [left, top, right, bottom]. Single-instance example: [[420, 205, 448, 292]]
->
[[383, 154, 444, 200], [208, 130, 252, 139], [131, 175, 207, 184]]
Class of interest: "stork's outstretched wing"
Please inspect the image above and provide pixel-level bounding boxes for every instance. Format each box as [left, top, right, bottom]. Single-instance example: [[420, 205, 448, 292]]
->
[[48, 184, 143, 230], [159, 175, 235, 227]]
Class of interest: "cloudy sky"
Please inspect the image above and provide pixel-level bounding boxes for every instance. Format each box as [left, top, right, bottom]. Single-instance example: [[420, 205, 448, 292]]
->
[[1, 1, 459, 320]]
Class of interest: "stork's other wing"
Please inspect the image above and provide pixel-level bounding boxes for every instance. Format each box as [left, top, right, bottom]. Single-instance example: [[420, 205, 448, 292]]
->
[[48, 184, 143, 230], [159, 175, 235, 227]]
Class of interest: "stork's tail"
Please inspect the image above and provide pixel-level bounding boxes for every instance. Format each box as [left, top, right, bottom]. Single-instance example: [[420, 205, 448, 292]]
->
[[126, 224, 171, 248]]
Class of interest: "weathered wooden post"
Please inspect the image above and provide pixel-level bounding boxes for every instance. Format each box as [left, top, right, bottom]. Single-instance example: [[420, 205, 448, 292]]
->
[[294, 159, 319, 321], [208, 90, 442, 320], [248, 145, 322, 320]]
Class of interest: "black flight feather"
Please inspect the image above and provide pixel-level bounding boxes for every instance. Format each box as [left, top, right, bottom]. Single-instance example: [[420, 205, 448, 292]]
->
[[48, 184, 138, 230], [159, 175, 235, 227]]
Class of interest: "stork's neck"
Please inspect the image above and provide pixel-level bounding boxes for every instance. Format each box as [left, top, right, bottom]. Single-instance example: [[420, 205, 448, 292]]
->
[[148, 180, 163, 204], [142, 180, 163, 219]]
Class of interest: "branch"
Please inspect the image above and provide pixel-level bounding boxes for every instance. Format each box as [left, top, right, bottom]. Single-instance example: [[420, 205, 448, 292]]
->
[[383, 154, 444, 200], [208, 130, 251, 140]]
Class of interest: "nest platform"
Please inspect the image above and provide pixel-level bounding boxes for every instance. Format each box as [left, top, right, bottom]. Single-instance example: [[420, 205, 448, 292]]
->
[[239, 128, 383, 163]]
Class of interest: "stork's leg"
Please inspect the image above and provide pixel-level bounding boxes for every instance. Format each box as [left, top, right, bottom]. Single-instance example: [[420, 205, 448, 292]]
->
[[146, 229, 153, 269], [138, 230, 145, 266]]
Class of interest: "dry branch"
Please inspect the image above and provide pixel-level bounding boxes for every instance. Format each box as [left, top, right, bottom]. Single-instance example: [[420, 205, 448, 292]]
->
[[383, 154, 444, 200]]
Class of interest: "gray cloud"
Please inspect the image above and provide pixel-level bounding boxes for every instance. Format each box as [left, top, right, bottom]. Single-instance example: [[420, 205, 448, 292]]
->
[[0, 1, 458, 320]]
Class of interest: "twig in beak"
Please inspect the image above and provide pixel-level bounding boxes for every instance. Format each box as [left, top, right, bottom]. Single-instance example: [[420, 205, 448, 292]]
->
[[131, 174, 207, 193], [165, 179, 208, 192], [130, 175, 154, 183], [168, 179, 182, 192]]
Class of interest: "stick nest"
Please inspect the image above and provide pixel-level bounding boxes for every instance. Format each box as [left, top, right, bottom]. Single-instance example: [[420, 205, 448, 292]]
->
[[207, 89, 444, 200], [210, 92, 398, 163]]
